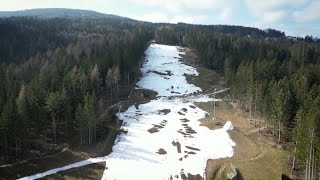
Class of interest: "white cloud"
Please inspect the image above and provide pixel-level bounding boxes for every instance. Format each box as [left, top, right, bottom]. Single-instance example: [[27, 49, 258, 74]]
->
[[245, 0, 308, 23], [0, 0, 58, 11], [293, 1, 320, 22], [170, 15, 206, 24], [0, 0, 110, 12], [127, 0, 163, 7], [219, 8, 232, 21], [261, 10, 287, 23], [245, 0, 308, 11], [129, 12, 169, 23], [127, 0, 236, 25], [170, 16, 194, 24], [128, 13, 207, 24], [128, 0, 223, 12]]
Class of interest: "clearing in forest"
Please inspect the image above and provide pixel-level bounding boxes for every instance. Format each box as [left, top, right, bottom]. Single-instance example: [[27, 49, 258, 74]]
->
[[19, 44, 235, 180]]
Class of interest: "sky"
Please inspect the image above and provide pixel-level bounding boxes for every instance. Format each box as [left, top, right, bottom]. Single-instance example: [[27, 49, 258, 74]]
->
[[0, 0, 320, 37]]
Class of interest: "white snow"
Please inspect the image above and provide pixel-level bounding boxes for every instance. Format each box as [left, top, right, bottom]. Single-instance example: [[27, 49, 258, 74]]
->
[[223, 121, 234, 131], [103, 98, 235, 179], [18, 44, 235, 180], [137, 44, 201, 97]]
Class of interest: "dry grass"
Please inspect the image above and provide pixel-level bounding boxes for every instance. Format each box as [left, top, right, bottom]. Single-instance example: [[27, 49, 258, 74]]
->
[[43, 162, 105, 180], [198, 97, 291, 180], [0, 149, 93, 179], [182, 48, 291, 180]]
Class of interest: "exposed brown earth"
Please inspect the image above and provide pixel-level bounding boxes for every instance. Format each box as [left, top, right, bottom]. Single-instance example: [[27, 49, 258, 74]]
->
[[157, 148, 167, 155], [148, 127, 159, 133]]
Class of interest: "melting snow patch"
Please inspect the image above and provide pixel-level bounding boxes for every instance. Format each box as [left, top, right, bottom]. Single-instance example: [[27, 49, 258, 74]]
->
[[18, 44, 235, 180], [223, 121, 234, 131], [101, 44, 235, 179], [137, 44, 201, 97], [103, 98, 235, 179]]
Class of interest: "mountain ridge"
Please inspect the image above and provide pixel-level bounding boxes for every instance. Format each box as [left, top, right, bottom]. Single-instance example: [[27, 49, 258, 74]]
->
[[0, 8, 126, 19]]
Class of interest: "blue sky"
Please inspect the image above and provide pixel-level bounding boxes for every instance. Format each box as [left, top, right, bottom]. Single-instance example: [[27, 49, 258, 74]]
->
[[0, 0, 320, 37]]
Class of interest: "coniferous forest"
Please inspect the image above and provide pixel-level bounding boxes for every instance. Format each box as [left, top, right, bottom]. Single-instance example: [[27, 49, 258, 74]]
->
[[155, 25, 320, 179], [1, 9, 320, 179], [0, 16, 151, 162]]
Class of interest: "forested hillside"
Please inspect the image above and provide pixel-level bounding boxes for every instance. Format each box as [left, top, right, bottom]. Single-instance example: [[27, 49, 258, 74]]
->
[[155, 25, 320, 179], [1, 8, 320, 179], [0, 16, 151, 163], [0, 8, 124, 19]]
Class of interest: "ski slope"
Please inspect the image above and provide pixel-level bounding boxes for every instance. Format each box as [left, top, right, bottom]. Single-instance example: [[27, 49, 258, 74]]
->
[[19, 44, 235, 180]]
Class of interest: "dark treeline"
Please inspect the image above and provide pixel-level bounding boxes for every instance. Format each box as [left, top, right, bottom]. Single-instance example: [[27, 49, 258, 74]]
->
[[154, 23, 286, 46], [0, 16, 151, 162], [0, 16, 145, 64], [155, 25, 320, 179]]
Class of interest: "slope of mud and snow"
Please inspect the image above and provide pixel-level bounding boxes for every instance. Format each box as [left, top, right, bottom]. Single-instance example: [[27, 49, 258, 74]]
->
[[137, 45, 201, 97], [19, 44, 235, 180]]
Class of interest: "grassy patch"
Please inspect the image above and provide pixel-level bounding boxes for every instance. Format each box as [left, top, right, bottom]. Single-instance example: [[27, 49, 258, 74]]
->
[[1, 149, 90, 179], [43, 162, 105, 180]]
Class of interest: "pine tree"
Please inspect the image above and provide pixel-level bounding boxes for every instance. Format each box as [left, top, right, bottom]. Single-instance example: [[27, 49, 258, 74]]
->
[[45, 91, 62, 143], [76, 103, 85, 145]]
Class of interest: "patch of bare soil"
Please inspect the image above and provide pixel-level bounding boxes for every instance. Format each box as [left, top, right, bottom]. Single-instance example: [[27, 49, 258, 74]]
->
[[178, 111, 185, 115], [181, 108, 188, 112], [148, 127, 159, 133], [159, 109, 171, 115], [149, 70, 173, 76], [183, 124, 197, 134], [141, 89, 158, 99], [187, 151, 196, 155], [170, 168, 203, 180], [180, 118, 190, 123], [157, 148, 167, 155], [153, 124, 165, 129]]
